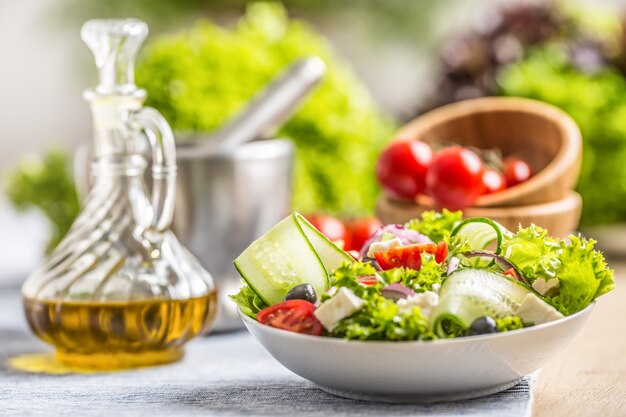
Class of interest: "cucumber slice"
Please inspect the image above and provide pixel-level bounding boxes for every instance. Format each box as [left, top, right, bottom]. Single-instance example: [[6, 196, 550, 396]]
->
[[451, 217, 511, 254], [295, 213, 354, 272], [432, 268, 530, 337], [234, 212, 353, 306]]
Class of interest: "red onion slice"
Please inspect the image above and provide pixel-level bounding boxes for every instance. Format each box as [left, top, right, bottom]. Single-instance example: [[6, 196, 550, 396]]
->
[[381, 283, 416, 301], [359, 224, 432, 259]]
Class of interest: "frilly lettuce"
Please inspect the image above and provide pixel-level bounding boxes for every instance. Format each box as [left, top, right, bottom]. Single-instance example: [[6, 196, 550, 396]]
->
[[500, 225, 561, 281], [328, 261, 435, 341], [501, 225, 614, 315], [496, 316, 524, 332], [405, 209, 463, 243], [229, 281, 268, 319], [549, 235, 614, 315]]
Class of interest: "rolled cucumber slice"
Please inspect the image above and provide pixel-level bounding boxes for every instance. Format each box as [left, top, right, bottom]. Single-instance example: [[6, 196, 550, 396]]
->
[[234, 212, 353, 306], [432, 268, 530, 337], [451, 217, 511, 254], [296, 213, 354, 272]]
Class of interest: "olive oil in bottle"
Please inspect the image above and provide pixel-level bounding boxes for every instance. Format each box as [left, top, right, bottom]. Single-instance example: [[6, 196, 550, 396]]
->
[[23, 292, 217, 369]]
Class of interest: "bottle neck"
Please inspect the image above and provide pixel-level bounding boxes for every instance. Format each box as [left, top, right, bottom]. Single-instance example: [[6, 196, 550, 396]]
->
[[86, 88, 148, 177]]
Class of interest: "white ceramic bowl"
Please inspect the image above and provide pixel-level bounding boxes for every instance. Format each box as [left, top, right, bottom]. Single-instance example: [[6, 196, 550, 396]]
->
[[240, 304, 594, 403]]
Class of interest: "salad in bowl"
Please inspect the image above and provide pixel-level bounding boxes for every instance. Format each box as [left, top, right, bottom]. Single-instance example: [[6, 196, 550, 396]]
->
[[231, 210, 613, 340], [230, 210, 613, 401]]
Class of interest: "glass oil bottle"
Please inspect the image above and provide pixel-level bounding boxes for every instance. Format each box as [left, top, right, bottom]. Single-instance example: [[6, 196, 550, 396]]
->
[[21, 19, 217, 369]]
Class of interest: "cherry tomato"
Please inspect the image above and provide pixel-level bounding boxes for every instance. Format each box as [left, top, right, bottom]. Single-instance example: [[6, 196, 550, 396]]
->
[[482, 168, 507, 194], [504, 158, 532, 187], [374, 242, 448, 271], [435, 241, 448, 264], [376, 140, 433, 200], [257, 300, 323, 336], [357, 276, 379, 286], [305, 214, 347, 244], [344, 218, 383, 252], [426, 146, 485, 210]]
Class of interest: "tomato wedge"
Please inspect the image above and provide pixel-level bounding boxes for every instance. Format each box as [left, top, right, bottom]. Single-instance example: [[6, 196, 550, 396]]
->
[[357, 276, 378, 286], [374, 241, 448, 271], [256, 300, 323, 335]]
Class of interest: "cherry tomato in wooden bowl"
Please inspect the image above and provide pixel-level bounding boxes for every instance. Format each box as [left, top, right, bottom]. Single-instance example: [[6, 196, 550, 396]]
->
[[376, 141, 433, 200], [482, 168, 507, 194], [426, 147, 485, 210], [257, 300, 323, 336], [504, 158, 533, 187]]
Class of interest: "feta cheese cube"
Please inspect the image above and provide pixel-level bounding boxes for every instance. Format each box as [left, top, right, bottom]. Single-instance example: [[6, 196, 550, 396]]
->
[[515, 293, 564, 325], [531, 278, 560, 296], [396, 291, 439, 317], [367, 238, 403, 258], [314, 287, 365, 331]]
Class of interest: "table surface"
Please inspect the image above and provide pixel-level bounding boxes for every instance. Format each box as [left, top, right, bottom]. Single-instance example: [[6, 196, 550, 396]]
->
[[0, 289, 532, 417], [532, 261, 626, 416]]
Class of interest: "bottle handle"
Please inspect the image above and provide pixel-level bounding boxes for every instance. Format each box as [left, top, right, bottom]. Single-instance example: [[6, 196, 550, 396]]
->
[[125, 107, 177, 232]]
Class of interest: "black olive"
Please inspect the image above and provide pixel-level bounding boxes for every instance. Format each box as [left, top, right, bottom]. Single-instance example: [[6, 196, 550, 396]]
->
[[467, 316, 498, 336], [284, 283, 317, 303]]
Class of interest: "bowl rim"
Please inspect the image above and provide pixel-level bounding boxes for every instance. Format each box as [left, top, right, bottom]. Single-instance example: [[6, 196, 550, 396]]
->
[[239, 301, 594, 347], [394, 97, 582, 208], [176, 137, 294, 161], [384, 190, 582, 216]]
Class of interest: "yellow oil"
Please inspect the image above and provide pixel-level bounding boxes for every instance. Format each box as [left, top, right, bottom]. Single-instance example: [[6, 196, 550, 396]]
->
[[23, 292, 217, 370]]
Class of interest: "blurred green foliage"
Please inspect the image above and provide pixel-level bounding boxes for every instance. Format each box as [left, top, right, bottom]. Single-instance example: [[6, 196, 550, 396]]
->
[[5, 149, 80, 253], [6, 2, 395, 251], [136, 2, 395, 215], [499, 45, 626, 225]]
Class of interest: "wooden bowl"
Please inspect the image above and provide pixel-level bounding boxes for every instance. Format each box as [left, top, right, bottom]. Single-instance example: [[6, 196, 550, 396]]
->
[[377, 192, 582, 239], [395, 97, 582, 207]]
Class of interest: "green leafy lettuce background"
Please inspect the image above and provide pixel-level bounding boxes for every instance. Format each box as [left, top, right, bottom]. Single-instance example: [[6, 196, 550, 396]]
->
[[136, 2, 395, 215]]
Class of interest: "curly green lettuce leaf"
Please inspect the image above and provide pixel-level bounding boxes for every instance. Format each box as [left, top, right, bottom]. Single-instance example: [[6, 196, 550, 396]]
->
[[500, 224, 561, 282], [500, 225, 614, 315], [229, 282, 268, 319], [331, 295, 432, 341], [326, 261, 378, 300], [549, 235, 614, 315], [444, 233, 473, 260], [405, 209, 463, 243], [496, 316, 524, 332]]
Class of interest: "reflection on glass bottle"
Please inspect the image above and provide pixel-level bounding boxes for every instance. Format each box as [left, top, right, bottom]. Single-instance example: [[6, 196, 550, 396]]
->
[[21, 19, 217, 369]]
